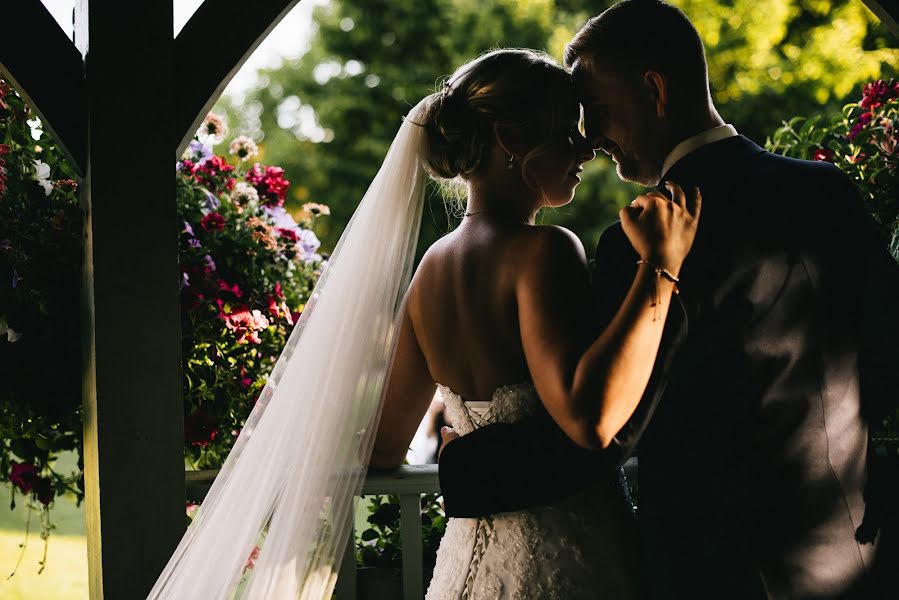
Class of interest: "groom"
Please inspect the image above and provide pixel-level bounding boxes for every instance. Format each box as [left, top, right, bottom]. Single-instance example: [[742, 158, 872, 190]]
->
[[438, 1, 898, 597]]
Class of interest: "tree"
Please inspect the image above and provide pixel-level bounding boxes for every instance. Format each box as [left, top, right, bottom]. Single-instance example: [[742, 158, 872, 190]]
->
[[215, 0, 897, 256]]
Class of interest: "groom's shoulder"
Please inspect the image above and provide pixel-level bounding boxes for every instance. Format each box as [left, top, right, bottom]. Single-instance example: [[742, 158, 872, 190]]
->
[[751, 146, 854, 192]]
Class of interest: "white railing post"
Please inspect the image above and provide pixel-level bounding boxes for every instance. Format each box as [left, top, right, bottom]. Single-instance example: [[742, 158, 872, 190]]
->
[[335, 500, 357, 599], [399, 493, 424, 599]]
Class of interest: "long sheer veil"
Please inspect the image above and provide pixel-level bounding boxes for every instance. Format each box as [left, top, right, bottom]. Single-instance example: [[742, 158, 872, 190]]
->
[[147, 97, 432, 599]]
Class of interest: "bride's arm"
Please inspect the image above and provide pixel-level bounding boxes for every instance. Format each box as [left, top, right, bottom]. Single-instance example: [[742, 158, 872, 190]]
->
[[519, 189, 698, 450], [369, 304, 436, 469]]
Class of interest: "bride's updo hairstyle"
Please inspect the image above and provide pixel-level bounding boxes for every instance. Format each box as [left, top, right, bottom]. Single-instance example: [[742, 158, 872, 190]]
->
[[419, 49, 575, 182]]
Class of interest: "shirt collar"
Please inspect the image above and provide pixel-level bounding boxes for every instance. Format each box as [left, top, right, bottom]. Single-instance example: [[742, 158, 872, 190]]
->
[[661, 124, 738, 179]]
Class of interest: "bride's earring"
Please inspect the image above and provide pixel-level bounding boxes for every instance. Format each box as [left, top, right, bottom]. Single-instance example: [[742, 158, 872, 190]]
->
[[507, 154, 515, 170]]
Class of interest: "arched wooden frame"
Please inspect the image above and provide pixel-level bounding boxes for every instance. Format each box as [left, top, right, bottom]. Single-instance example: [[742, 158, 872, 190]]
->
[[1, 0, 303, 171], [0, 1, 896, 598]]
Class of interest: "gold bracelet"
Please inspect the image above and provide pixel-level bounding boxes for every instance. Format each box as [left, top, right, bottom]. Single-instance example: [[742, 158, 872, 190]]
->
[[636, 259, 680, 321]]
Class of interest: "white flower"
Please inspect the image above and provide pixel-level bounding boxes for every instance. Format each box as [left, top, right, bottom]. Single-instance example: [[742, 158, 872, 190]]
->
[[229, 136, 259, 161], [0, 317, 22, 343], [231, 182, 259, 205], [198, 112, 228, 143], [32, 160, 53, 196], [301, 202, 330, 216]]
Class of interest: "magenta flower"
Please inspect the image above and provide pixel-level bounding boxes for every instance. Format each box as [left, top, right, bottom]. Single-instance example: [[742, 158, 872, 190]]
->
[[812, 147, 834, 162], [10, 461, 38, 494], [246, 163, 290, 207], [200, 212, 225, 232]]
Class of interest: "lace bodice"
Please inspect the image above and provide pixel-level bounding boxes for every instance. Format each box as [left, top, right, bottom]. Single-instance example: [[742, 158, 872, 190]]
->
[[427, 383, 638, 599], [437, 382, 539, 435]]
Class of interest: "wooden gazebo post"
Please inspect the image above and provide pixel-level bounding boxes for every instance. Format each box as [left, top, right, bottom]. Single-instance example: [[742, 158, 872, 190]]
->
[[4, 0, 298, 597]]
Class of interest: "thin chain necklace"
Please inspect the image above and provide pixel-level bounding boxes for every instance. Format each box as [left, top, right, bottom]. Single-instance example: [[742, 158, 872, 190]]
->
[[463, 209, 491, 217]]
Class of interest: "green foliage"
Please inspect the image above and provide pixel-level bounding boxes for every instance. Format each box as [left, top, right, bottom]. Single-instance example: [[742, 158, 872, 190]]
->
[[766, 79, 898, 249], [0, 78, 83, 574], [356, 493, 446, 571]]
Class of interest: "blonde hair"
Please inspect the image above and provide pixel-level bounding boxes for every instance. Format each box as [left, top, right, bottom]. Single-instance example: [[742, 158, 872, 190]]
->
[[419, 49, 576, 183]]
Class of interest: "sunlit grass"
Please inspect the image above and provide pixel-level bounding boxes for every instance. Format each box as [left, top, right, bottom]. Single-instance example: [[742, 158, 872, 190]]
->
[[0, 451, 88, 599]]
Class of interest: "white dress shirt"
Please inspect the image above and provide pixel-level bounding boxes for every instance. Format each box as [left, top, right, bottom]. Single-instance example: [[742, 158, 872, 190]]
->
[[660, 124, 739, 179]]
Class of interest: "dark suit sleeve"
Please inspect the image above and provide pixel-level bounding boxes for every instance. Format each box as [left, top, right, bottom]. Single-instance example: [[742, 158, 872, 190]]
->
[[439, 410, 615, 517]]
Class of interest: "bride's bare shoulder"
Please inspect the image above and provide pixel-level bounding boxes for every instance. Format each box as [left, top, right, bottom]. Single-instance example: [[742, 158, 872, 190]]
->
[[513, 224, 587, 266]]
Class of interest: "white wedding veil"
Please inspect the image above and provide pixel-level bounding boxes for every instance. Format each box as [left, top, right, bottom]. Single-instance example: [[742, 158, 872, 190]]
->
[[147, 97, 431, 599]]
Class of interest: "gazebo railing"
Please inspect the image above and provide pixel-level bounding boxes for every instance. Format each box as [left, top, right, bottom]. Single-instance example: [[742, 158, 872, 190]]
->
[[183, 465, 440, 599], [185, 458, 638, 600]]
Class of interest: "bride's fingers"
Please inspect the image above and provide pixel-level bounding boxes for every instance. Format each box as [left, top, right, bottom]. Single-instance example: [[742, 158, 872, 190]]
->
[[438, 426, 459, 460], [664, 181, 688, 210]]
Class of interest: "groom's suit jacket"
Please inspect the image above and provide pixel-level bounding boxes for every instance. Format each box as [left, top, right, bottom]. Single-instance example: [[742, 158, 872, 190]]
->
[[438, 135, 899, 598]]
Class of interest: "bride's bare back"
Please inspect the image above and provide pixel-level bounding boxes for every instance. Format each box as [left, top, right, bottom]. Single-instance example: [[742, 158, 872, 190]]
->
[[408, 219, 569, 400]]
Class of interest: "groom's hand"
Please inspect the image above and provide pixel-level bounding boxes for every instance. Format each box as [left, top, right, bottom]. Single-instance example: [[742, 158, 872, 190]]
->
[[438, 426, 459, 459]]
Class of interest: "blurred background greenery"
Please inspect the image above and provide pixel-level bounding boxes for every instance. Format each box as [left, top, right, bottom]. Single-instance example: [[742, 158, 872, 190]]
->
[[214, 0, 897, 260]]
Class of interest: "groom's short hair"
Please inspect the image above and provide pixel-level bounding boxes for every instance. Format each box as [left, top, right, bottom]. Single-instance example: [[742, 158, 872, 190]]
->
[[565, 0, 709, 96]]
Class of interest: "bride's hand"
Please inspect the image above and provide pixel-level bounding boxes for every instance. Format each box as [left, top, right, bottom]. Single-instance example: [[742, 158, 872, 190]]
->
[[619, 182, 701, 275], [438, 426, 459, 459]]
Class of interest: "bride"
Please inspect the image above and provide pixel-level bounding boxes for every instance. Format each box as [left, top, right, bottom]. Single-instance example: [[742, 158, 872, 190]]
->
[[147, 49, 699, 600], [371, 49, 699, 599]]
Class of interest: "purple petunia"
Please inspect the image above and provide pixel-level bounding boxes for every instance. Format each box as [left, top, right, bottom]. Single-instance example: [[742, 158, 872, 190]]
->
[[263, 206, 299, 231], [187, 139, 214, 165], [297, 229, 322, 262]]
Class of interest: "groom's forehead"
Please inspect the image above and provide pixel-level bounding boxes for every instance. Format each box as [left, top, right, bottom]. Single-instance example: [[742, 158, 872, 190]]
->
[[572, 61, 619, 98]]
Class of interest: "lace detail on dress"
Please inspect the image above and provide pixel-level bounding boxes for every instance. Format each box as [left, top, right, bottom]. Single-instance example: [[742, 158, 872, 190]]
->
[[426, 383, 639, 599], [438, 382, 539, 436]]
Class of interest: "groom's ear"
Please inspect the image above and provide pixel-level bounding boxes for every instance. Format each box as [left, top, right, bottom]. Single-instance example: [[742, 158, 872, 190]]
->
[[642, 70, 668, 118]]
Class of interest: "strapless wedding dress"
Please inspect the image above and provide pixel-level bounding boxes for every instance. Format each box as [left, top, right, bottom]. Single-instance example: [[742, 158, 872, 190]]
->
[[426, 383, 639, 600]]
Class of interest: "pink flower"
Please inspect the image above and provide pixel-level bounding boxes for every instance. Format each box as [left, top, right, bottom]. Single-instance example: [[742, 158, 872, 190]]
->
[[274, 281, 284, 299], [265, 296, 295, 325], [9, 461, 38, 494], [812, 147, 834, 162], [193, 156, 235, 194], [239, 366, 253, 389], [200, 212, 225, 232], [217, 279, 243, 298], [222, 305, 270, 344], [267, 296, 280, 318], [860, 79, 898, 111], [848, 112, 873, 141], [244, 545, 261, 571], [245, 163, 290, 207]]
